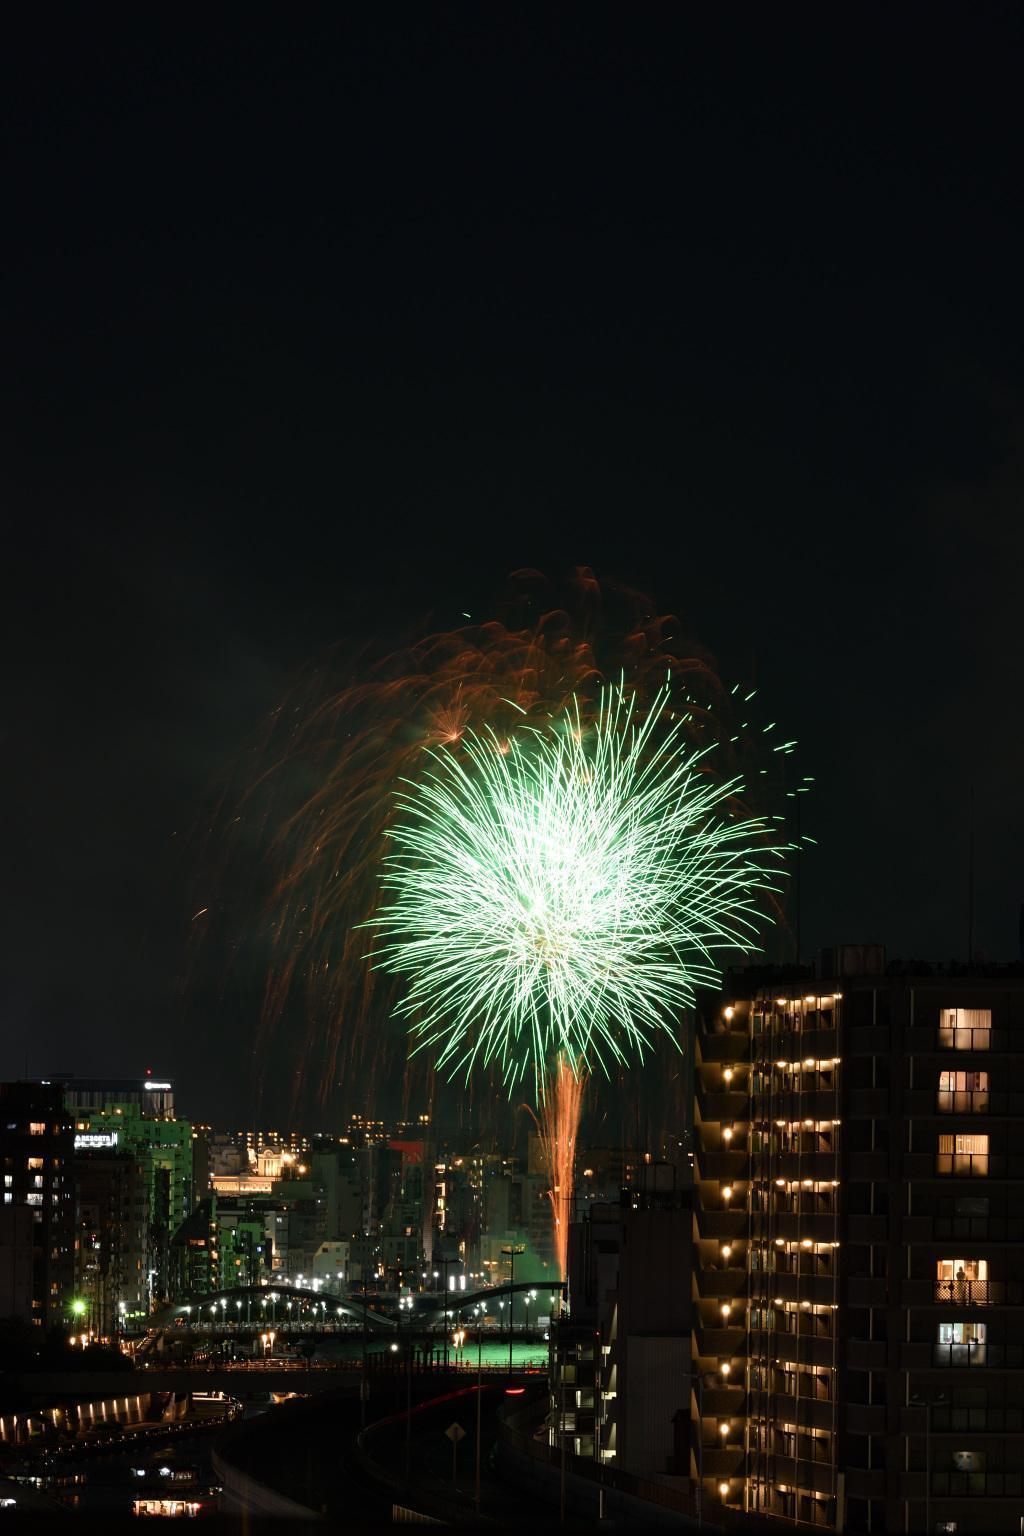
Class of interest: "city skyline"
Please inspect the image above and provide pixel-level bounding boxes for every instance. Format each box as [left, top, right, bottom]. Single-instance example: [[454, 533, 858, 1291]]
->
[[3, 11, 1022, 1528]]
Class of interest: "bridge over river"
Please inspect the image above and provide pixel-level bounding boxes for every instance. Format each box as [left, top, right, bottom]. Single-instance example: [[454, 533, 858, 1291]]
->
[[143, 1279, 565, 1340]]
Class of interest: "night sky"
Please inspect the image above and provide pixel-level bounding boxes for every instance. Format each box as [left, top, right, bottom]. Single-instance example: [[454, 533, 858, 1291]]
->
[[5, 10, 1023, 1126]]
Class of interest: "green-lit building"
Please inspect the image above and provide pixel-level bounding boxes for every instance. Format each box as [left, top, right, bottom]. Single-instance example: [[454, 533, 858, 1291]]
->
[[70, 1099, 193, 1302], [216, 1206, 271, 1290]]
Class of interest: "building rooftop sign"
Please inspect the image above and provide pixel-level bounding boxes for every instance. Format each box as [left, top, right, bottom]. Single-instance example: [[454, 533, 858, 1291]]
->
[[74, 1131, 120, 1150]]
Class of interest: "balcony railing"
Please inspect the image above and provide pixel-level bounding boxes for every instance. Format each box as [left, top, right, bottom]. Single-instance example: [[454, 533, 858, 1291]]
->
[[938, 1026, 990, 1051], [937, 1090, 989, 1114], [934, 1217, 1024, 1243], [935, 1153, 988, 1177], [933, 1342, 990, 1367], [933, 1279, 991, 1305], [930, 1471, 1024, 1497]]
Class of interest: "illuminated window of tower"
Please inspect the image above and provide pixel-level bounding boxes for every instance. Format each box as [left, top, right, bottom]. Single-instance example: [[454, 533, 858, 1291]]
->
[[938, 1009, 991, 1051]]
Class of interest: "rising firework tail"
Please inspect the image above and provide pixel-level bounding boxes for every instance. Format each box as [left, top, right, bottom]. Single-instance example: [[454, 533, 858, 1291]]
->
[[370, 678, 793, 1278], [529, 1055, 587, 1281], [370, 680, 790, 1095], [207, 572, 736, 1118], [199, 571, 804, 1274]]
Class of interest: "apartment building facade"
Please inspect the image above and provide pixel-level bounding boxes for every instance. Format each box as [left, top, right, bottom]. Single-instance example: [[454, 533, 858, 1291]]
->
[[694, 951, 1024, 1534], [0, 1081, 76, 1328]]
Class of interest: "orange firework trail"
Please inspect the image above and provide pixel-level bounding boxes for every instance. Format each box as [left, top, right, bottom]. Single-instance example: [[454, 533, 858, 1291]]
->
[[232, 569, 725, 1119], [529, 1055, 587, 1286], [207, 569, 801, 1267]]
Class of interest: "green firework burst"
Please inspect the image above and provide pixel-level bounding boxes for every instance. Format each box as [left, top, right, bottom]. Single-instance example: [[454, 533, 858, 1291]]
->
[[370, 682, 790, 1092]]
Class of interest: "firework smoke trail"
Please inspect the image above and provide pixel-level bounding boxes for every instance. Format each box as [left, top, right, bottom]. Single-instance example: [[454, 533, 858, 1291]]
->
[[371, 681, 792, 1273], [226, 570, 727, 1118]]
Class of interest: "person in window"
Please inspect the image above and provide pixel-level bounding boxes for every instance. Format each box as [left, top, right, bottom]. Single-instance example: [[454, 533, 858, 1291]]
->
[[955, 1265, 967, 1304]]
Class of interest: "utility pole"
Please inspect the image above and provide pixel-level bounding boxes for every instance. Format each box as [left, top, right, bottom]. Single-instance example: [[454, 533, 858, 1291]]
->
[[560, 1367, 567, 1527], [360, 1275, 369, 1429], [435, 1256, 454, 1373], [594, 1322, 604, 1521], [475, 1324, 483, 1516], [405, 1332, 413, 1482], [501, 1243, 525, 1375]]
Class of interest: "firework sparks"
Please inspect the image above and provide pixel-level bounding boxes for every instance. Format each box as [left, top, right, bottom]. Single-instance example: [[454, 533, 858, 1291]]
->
[[224, 571, 727, 1117], [531, 1055, 586, 1280], [208, 572, 799, 1276], [371, 681, 788, 1093]]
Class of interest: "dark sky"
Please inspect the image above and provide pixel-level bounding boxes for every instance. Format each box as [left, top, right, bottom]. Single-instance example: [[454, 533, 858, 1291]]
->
[[4, 10, 1023, 1126]]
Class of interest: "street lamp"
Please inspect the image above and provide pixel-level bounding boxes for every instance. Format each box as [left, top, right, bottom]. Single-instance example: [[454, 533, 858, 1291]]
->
[[433, 1257, 458, 1371], [500, 1243, 526, 1375]]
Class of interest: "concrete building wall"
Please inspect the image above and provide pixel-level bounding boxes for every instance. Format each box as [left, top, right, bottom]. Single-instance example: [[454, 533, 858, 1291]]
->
[[0, 1205, 35, 1322]]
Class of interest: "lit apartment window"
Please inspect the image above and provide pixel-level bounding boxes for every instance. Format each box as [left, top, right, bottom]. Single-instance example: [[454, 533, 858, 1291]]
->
[[935, 1258, 988, 1304], [938, 1071, 989, 1113], [28, 1122, 46, 1136], [25, 1192, 42, 1206], [27, 1157, 43, 1170], [936, 1134, 989, 1177], [938, 1008, 991, 1051], [936, 1320, 986, 1366]]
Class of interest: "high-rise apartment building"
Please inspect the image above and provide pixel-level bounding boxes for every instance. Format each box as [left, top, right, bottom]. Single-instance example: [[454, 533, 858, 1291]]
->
[[75, 1149, 149, 1335], [694, 950, 1024, 1534], [0, 1082, 75, 1327], [695, 976, 844, 1527]]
